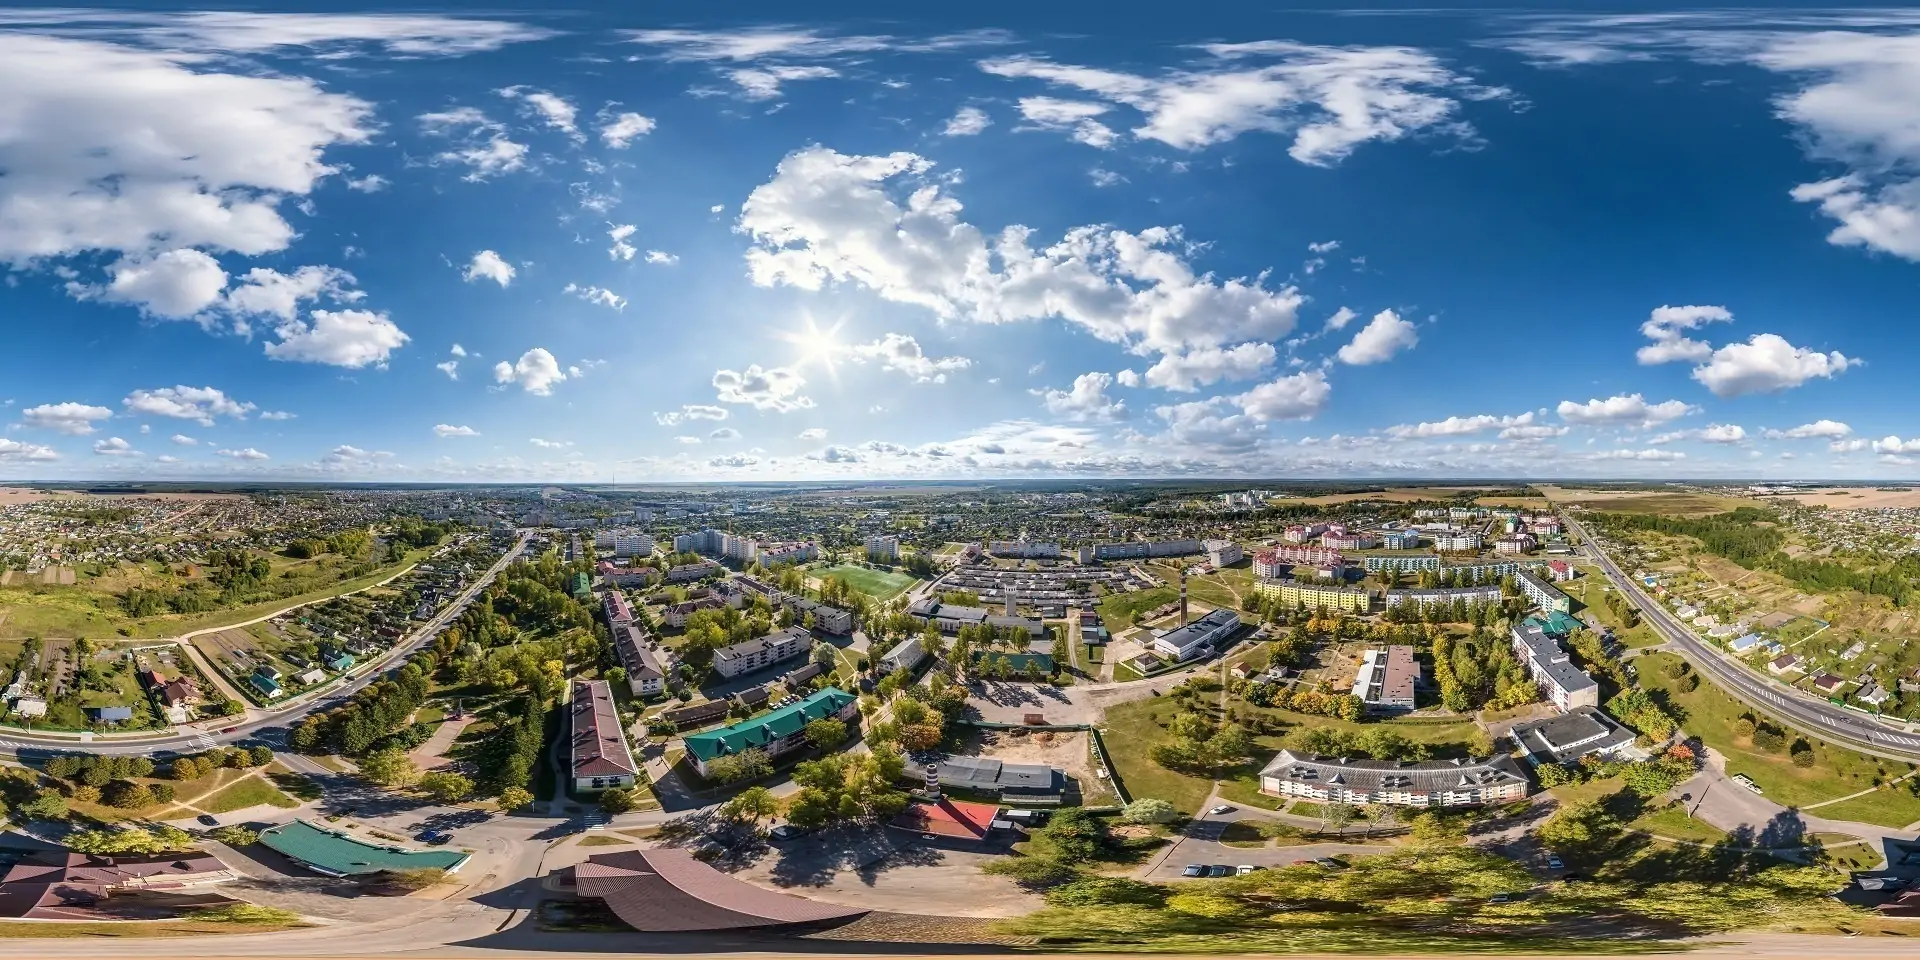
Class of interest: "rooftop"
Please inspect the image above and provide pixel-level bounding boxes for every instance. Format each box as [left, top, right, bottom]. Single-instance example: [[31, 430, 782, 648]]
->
[[571, 679, 638, 778], [259, 819, 470, 877], [574, 849, 864, 932], [683, 687, 855, 763], [891, 798, 1001, 841]]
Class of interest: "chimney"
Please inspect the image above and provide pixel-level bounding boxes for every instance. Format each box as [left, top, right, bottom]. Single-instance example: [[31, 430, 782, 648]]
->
[[1180, 570, 1189, 626], [925, 762, 941, 798]]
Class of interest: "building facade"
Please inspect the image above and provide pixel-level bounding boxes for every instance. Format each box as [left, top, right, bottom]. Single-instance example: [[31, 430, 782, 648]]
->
[[865, 535, 900, 563], [1363, 553, 1441, 573], [1204, 539, 1244, 568], [1257, 750, 1529, 807], [1252, 579, 1372, 614], [1382, 584, 1504, 609], [1150, 608, 1242, 662], [1510, 618, 1600, 711], [1516, 569, 1573, 613]]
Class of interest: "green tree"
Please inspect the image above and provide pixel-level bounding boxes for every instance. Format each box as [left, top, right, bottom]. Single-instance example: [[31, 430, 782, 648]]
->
[[721, 785, 779, 823], [496, 786, 534, 811], [211, 825, 261, 847], [1120, 797, 1179, 825], [1537, 799, 1620, 851], [804, 717, 848, 752], [357, 748, 421, 788], [247, 745, 275, 766], [17, 789, 67, 821], [599, 787, 639, 813], [705, 747, 773, 785], [417, 771, 474, 803], [170, 757, 203, 781]]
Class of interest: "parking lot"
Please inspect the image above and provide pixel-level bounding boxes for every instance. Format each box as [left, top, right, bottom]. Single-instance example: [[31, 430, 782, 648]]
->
[[727, 824, 1039, 917]]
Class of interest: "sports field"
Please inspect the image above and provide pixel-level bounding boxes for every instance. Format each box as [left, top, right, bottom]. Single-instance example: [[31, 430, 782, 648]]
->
[[815, 564, 918, 599]]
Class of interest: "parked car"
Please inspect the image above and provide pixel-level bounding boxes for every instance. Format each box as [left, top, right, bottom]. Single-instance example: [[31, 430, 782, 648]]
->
[[1314, 857, 1346, 869], [414, 830, 450, 845], [1488, 893, 1514, 904], [1182, 864, 1206, 878], [1545, 855, 1564, 870], [1236, 865, 1262, 875], [768, 824, 804, 841], [197, 814, 219, 827], [1207, 864, 1233, 878], [1208, 805, 1235, 816]]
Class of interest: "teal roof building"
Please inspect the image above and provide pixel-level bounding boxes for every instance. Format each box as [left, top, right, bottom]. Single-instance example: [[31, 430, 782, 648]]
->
[[682, 687, 857, 776], [260, 819, 471, 877]]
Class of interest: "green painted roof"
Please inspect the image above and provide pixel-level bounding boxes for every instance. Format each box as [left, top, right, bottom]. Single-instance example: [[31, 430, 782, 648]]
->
[[260, 819, 469, 876], [1527, 611, 1582, 637], [683, 687, 854, 763]]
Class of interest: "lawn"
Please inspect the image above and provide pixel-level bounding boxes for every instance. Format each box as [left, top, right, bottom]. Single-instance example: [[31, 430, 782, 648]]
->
[[1098, 586, 1177, 629], [1626, 801, 1729, 845], [1636, 651, 1920, 826], [197, 774, 301, 814], [1562, 570, 1663, 648], [815, 564, 917, 600]]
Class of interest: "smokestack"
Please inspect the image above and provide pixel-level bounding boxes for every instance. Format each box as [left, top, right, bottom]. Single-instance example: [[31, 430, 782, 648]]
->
[[925, 762, 941, 798], [1180, 570, 1189, 626]]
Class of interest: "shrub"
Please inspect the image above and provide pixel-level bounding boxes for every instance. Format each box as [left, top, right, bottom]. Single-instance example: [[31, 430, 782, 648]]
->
[[1791, 746, 1816, 768], [982, 856, 1077, 888], [1733, 718, 1757, 739], [1677, 673, 1699, 693], [1751, 728, 1787, 753]]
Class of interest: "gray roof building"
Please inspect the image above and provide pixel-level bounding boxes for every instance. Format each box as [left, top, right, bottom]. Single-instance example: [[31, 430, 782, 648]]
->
[[1509, 706, 1640, 765], [937, 756, 1064, 803]]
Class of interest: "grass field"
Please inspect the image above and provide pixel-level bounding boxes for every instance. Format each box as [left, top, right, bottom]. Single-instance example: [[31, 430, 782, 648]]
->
[[1626, 801, 1730, 844], [1537, 486, 1750, 516], [1562, 568, 1663, 648], [814, 564, 917, 600], [1097, 586, 1177, 629], [1636, 652, 1920, 826], [197, 774, 300, 814]]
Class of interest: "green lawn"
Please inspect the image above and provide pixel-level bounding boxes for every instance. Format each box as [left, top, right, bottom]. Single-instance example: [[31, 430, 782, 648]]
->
[[1626, 801, 1729, 845], [1097, 587, 1177, 629], [1563, 570, 1664, 648], [1637, 651, 1920, 826], [814, 564, 917, 600], [198, 775, 300, 814]]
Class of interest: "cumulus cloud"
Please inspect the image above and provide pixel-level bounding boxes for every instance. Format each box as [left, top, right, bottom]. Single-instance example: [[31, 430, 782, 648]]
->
[[1690, 333, 1857, 397], [434, 424, 478, 437], [562, 283, 626, 310], [1014, 96, 1117, 148], [1324, 306, 1358, 330], [92, 436, 136, 456], [654, 405, 729, 426], [1587, 448, 1686, 462], [463, 249, 515, 286], [1144, 343, 1276, 391], [709, 427, 743, 441], [122, 386, 254, 425], [264, 309, 409, 367], [644, 249, 678, 265], [708, 453, 761, 468], [215, 446, 269, 460], [1384, 412, 1536, 439], [1651, 424, 1747, 444], [82, 249, 229, 318], [259, 410, 295, 421], [713, 365, 813, 412], [417, 105, 529, 179], [1037, 372, 1128, 421], [850, 333, 972, 382], [171, 434, 196, 445], [492, 347, 568, 395], [979, 42, 1507, 162], [497, 85, 579, 138], [1556, 393, 1698, 427], [222, 265, 360, 323], [1237, 370, 1332, 421], [738, 146, 1305, 374], [727, 64, 838, 100], [797, 427, 827, 440], [1335, 309, 1418, 365], [1636, 303, 1732, 365], [607, 223, 637, 260], [598, 109, 656, 148], [21, 402, 113, 435], [345, 174, 388, 192], [0, 439, 59, 462], [1873, 436, 1920, 454], [943, 105, 991, 136], [1764, 419, 1851, 439]]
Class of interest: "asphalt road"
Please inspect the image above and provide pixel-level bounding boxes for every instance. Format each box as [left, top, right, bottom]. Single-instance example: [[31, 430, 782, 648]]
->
[[1568, 516, 1920, 763], [0, 532, 530, 759]]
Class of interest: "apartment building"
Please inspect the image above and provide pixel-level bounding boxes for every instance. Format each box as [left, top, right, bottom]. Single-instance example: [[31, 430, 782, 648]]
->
[[1516, 569, 1573, 613], [1509, 618, 1600, 711], [1432, 532, 1484, 552], [1322, 532, 1379, 551], [1493, 534, 1536, 555], [989, 540, 1060, 559], [865, 535, 900, 563], [1257, 750, 1529, 808], [1252, 579, 1372, 614], [569, 679, 638, 793], [1262, 544, 1345, 571], [598, 561, 660, 588], [1379, 530, 1421, 550], [665, 560, 724, 583], [787, 596, 854, 635], [1282, 523, 1330, 544], [880, 636, 930, 674], [1382, 584, 1503, 610], [1351, 645, 1419, 712], [1203, 539, 1244, 568], [610, 621, 670, 697], [1363, 554, 1441, 574], [711, 625, 811, 678], [1082, 539, 1202, 562], [682, 687, 859, 778]]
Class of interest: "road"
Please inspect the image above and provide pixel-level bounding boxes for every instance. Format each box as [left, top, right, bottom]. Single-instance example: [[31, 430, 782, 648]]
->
[[0, 533, 530, 758], [1567, 516, 1920, 763]]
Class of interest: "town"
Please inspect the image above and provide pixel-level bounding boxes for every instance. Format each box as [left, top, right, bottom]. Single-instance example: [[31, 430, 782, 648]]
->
[[0, 481, 1911, 953]]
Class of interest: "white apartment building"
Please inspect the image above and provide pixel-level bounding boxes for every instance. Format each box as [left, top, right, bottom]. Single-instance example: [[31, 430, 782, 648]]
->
[[712, 625, 812, 679], [1432, 532, 1483, 552], [1204, 539, 1243, 568], [865, 535, 900, 563]]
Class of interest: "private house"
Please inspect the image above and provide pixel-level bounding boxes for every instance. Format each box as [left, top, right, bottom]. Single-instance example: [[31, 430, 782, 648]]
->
[[712, 626, 810, 679], [1811, 673, 1847, 696], [1257, 750, 1529, 808], [890, 798, 1003, 845], [570, 679, 638, 793], [1351, 645, 1419, 713], [85, 705, 134, 724], [1768, 653, 1804, 675], [1508, 706, 1641, 765], [1509, 618, 1600, 711], [1149, 607, 1241, 662], [11, 697, 45, 719], [682, 687, 859, 777], [323, 650, 355, 672]]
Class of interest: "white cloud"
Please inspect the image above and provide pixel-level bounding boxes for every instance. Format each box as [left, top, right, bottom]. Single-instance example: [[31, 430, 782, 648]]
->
[[264, 309, 408, 367], [122, 386, 254, 425], [222, 265, 359, 322], [10, 11, 560, 57], [437, 360, 460, 380], [450, 344, 468, 357], [622, 26, 900, 62], [92, 436, 136, 456], [497, 85, 579, 138], [1161, 369, 1337, 442], [943, 105, 991, 136], [1873, 436, 1920, 454], [739, 146, 1305, 371], [259, 410, 295, 421], [708, 454, 761, 468], [1556, 393, 1698, 426], [1324, 306, 1358, 330], [1335, 309, 1418, 365], [1038, 372, 1128, 421], [979, 42, 1506, 162], [1144, 343, 1276, 391], [0, 32, 372, 277], [562, 283, 626, 310], [83, 249, 229, 318], [463, 249, 515, 287], [599, 110, 656, 148], [1384, 412, 1535, 439], [492, 347, 568, 395], [644, 249, 678, 265], [713, 365, 813, 412], [1832, 437, 1871, 453], [607, 223, 637, 260], [1700, 423, 1748, 444], [418, 107, 527, 179], [155, 455, 178, 464], [215, 447, 269, 460], [170, 434, 196, 445], [675, 435, 702, 445], [1636, 303, 1732, 365], [1500, 423, 1570, 440], [1088, 168, 1126, 188], [529, 438, 572, 449], [433, 424, 479, 437], [1587, 448, 1686, 462], [654, 405, 729, 427], [727, 64, 838, 100], [1690, 333, 1857, 397], [797, 427, 827, 440], [345, 174, 388, 192], [709, 427, 743, 441], [1308, 240, 1341, 254], [850, 333, 972, 383], [0, 439, 58, 462], [1014, 96, 1117, 148], [1764, 419, 1851, 439], [21, 401, 112, 435]]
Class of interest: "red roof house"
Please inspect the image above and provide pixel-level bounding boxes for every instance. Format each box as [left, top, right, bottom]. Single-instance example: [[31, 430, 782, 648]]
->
[[889, 798, 1000, 842]]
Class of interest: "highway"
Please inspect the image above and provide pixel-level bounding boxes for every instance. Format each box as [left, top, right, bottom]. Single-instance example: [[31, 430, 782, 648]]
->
[[0, 532, 531, 758], [1567, 516, 1920, 763]]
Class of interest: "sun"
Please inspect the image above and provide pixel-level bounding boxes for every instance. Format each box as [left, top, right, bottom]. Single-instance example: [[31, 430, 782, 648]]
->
[[775, 314, 848, 379]]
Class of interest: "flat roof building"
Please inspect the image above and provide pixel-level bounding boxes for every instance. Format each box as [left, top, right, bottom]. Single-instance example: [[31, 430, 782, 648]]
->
[[1351, 645, 1419, 712], [1509, 706, 1641, 765], [1517, 569, 1572, 614], [260, 819, 470, 877], [936, 756, 1064, 804], [1150, 607, 1241, 662], [1510, 618, 1599, 711]]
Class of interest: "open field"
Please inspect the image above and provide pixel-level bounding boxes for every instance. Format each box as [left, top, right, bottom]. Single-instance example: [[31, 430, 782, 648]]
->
[[1773, 487, 1920, 509], [814, 563, 917, 600], [1097, 585, 1177, 629], [1562, 567, 1664, 648], [1275, 485, 1509, 506], [1538, 485, 1751, 516], [1636, 651, 1920, 826], [0, 487, 249, 505]]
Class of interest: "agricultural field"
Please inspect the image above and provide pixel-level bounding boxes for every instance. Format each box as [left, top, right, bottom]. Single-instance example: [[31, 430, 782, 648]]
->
[[1275, 485, 1511, 506], [1635, 652, 1920, 827], [1539, 485, 1752, 516], [1776, 487, 1920, 509], [813, 563, 917, 600]]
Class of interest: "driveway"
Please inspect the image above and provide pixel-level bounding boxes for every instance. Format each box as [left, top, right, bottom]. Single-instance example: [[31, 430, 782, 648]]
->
[[1144, 840, 1393, 880]]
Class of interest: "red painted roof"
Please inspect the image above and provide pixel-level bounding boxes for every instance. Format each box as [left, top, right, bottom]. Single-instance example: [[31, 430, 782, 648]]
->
[[890, 798, 999, 841]]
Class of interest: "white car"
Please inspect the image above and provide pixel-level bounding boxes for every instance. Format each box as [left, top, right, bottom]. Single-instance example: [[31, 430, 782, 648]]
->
[[1208, 805, 1234, 816]]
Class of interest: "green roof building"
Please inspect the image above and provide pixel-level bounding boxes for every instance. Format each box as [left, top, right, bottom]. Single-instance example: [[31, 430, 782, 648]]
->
[[260, 819, 471, 877], [682, 687, 858, 778], [568, 571, 592, 599], [969, 650, 1056, 676]]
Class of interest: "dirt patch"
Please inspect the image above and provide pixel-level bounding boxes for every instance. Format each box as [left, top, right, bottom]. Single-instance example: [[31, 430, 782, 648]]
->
[[193, 628, 261, 676], [974, 729, 1117, 803]]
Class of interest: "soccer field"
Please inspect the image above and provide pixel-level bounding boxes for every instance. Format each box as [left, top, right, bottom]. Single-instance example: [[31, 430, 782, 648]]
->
[[816, 564, 918, 599]]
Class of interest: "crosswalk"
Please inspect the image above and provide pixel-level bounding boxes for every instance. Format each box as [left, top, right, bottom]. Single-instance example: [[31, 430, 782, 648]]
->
[[582, 811, 610, 831], [187, 734, 217, 751]]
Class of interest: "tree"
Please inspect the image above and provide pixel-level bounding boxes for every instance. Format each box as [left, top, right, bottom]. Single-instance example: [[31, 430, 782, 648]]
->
[[804, 718, 848, 752], [248, 745, 275, 766], [810, 641, 838, 669], [705, 748, 773, 785], [17, 789, 67, 821], [171, 757, 203, 781], [1322, 802, 1357, 835], [1037, 809, 1110, 865], [497, 786, 535, 811], [721, 786, 779, 823], [357, 748, 420, 788], [1537, 799, 1619, 851], [211, 825, 260, 847], [1120, 797, 1179, 825], [599, 787, 638, 813], [784, 750, 909, 828], [104, 780, 155, 809], [418, 771, 475, 803]]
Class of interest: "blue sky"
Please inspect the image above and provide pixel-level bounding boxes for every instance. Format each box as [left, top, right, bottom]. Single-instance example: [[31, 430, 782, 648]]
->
[[3, 3, 1919, 481]]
